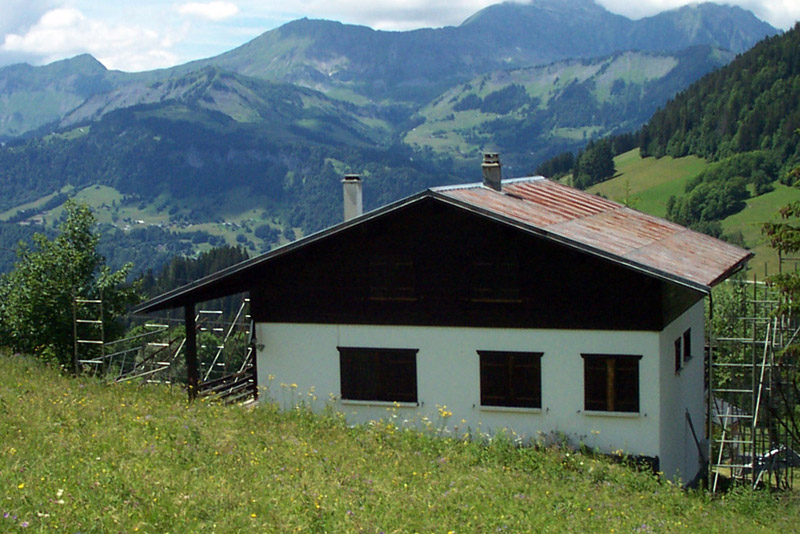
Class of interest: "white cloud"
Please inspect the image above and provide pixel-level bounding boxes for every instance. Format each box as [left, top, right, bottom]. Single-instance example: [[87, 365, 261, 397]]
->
[[743, 0, 800, 30], [1, 7, 180, 71], [0, 0, 56, 36], [596, 0, 687, 20], [246, 0, 797, 31], [178, 2, 240, 21], [0, 0, 58, 66], [597, 0, 798, 29], [294, 0, 498, 30], [1, 1, 797, 72]]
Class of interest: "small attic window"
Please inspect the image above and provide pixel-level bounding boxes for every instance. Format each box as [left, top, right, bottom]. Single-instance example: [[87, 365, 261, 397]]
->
[[470, 257, 521, 303], [369, 255, 416, 301]]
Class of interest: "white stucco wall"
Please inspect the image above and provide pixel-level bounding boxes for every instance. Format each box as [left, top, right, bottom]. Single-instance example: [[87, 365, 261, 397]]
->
[[256, 322, 673, 463], [658, 300, 706, 483]]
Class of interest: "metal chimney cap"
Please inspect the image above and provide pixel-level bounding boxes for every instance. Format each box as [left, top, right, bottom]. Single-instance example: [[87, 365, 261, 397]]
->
[[482, 153, 502, 191], [482, 153, 500, 165], [342, 174, 361, 182]]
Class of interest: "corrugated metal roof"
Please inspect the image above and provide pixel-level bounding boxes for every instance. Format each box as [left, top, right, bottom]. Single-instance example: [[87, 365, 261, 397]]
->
[[432, 177, 752, 290]]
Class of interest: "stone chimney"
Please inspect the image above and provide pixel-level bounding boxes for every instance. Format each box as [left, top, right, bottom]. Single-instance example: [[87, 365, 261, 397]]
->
[[342, 174, 363, 222], [482, 153, 502, 191]]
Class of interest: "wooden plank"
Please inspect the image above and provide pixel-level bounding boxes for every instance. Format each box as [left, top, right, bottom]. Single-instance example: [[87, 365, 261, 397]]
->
[[185, 304, 199, 401]]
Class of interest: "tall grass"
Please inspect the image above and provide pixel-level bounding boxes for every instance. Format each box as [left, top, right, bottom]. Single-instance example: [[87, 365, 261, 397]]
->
[[1, 352, 796, 533]]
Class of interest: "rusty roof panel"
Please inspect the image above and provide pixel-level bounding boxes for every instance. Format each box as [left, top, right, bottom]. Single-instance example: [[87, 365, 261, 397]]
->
[[435, 177, 752, 290], [624, 231, 752, 287], [508, 179, 619, 218], [550, 209, 682, 257]]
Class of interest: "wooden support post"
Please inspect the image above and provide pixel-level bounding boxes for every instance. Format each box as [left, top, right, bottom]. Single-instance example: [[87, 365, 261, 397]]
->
[[184, 303, 200, 401], [250, 320, 259, 401]]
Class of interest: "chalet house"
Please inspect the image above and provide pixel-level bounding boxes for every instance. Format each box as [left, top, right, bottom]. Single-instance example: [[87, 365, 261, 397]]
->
[[135, 154, 752, 482]]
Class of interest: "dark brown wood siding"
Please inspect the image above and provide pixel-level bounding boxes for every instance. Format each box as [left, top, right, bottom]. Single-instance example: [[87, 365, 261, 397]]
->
[[250, 198, 703, 331]]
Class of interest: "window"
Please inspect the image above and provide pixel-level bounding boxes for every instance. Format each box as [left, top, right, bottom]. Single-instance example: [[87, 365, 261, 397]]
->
[[683, 329, 692, 362], [674, 328, 692, 373], [338, 347, 418, 403], [479, 350, 542, 408], [470, 257, 521, 303], [582, 354, 641, 413], [369, 255, 415, 301]]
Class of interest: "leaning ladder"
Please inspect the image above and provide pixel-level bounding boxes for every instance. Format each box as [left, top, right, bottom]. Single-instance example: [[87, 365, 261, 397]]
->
[[73, 296, 104, 372]]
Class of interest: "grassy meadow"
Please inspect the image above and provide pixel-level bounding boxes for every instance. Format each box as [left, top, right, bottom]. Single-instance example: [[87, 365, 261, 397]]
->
[[1, 353, 798, 533], [589, 150, 708, 219]]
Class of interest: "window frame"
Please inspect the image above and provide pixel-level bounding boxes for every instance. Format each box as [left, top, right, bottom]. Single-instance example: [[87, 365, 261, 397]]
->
[[683, 329, 692, 363], [338, 347, 418, 403], [582, 353, 641, 413], [368, 255, 416, 302], [469, 256, 522, 303], [478, 350, 542, 409]]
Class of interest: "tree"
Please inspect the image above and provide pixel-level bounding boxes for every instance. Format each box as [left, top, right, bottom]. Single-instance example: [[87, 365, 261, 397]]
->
[[760, 140, 800, 449], [0, 200, 139, 370], [573, 139, 616, 189]]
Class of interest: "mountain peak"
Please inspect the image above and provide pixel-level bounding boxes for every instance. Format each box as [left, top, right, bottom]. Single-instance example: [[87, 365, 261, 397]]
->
[[461, 0, 608, 26], [528, 0, 602, 9], [51, 54, 108, 74]]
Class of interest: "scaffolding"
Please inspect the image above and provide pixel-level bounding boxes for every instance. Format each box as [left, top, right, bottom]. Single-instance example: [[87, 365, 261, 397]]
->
[[73, 296, 104, 372], [709, 274, 800, 492], [76, 297, 256, 403]]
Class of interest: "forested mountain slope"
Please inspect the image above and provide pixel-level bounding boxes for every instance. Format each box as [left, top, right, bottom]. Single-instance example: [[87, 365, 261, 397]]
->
[[634, 24, 800, 234], [0, 66, 456, 274], [406, 46, 733, 172], [640, 23, 800, 169]]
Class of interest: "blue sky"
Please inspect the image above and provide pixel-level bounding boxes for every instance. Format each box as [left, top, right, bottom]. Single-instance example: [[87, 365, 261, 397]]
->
[[1, 0, 797, 72]]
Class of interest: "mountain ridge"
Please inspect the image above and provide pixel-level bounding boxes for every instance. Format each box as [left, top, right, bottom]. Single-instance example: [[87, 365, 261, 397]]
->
[[406, 44, 734, 172], [0, 1, 778, 139]]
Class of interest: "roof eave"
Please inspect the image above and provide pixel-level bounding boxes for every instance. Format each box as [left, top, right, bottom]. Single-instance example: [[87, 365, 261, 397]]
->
[[706, 251, 754, 289], [427, 190, 743, 294]]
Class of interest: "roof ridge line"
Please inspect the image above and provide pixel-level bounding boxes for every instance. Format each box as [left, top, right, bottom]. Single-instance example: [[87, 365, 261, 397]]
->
[[432, 175, 544, 192]]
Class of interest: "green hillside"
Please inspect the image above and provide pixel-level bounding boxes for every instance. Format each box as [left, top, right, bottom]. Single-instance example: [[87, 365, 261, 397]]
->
[[720, 183, 800, 274], [629, 24, 800, 244], [0, 55, 140, 139], [1, 352, 797, 532], [566, 24, 800, 276], [590, 149, 708, 218], [641, 24, 800, 167], [0, 66, 460, 274], [405, 47, 733, 172]]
